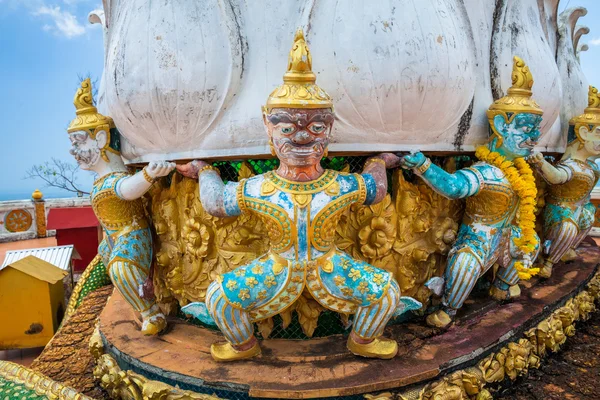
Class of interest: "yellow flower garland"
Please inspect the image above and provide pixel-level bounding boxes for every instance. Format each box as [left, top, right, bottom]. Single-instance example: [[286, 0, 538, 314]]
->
[[475, 146, 540, 280]]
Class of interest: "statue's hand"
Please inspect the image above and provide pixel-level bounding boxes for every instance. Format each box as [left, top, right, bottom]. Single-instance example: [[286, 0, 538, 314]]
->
[[176, 160, 208, 179], [375, 153, 402, 169], [400, 152, 426, 170], [527, 151, 545, 167], [146, 161, 176, 179]]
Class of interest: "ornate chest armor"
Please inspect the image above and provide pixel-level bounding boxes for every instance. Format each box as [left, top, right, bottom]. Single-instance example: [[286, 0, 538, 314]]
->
[[548, 160, 597, 205], [238, 170, 368, 260], [463, 166, 517, 226], [92, 172, 148, 231]]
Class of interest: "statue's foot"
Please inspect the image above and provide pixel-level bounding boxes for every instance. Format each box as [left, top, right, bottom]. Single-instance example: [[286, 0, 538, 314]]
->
[[347, 335, 398, 359], [509, 284, 521, 299], [141, 314, 167, 336], [210, 341, 261, 362], [489, 285, 509, 301], [561, 248, 578, 262], [538, 263, 553, 279], [425, 309, 453, 329]]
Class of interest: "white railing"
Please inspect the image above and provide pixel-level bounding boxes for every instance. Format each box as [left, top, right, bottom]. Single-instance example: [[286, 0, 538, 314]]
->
[[0, 192, 91, 243]]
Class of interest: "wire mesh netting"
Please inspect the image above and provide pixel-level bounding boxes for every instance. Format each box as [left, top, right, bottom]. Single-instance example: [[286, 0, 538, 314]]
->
[[215, 156, 393, 192]]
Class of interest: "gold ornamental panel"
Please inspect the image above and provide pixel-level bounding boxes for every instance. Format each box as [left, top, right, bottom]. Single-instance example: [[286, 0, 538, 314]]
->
[[4, 209, 33, 232]]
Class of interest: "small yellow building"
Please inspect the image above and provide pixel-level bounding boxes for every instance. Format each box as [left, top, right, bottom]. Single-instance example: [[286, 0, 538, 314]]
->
[[0, 246, 77, 349]]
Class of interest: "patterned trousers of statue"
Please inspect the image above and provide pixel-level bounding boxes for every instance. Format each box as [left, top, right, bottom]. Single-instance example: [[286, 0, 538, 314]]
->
[[443, 224, 540, 313], [542, 202, 596, 265], [205, 250, 400, 345], [98, 227, 161, 320]]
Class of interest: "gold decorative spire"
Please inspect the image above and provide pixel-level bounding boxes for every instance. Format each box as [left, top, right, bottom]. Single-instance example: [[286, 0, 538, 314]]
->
[[487, 56, 543, 118], [569, 85, 600, 129], [264, 28, 333, 112], [67, 78, 115, 133], [586, 85, 600, 111]]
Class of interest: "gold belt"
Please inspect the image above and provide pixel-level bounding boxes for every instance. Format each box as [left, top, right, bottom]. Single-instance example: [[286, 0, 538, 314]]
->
[[268, 248, 337, 274]]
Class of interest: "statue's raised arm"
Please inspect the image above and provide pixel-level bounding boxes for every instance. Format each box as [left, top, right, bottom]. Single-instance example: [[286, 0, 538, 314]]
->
[[176, 160, 241, 218], [400, 151, 481, 199]]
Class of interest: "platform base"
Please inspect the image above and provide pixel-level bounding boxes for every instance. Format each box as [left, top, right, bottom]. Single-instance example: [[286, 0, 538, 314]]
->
[[97, 240, 600, 399]]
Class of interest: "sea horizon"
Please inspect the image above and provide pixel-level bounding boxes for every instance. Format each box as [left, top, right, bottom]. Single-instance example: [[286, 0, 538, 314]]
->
[[0, 189, 88, 202]]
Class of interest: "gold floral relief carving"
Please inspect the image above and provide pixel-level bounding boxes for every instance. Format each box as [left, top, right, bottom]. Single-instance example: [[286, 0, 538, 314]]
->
[[336, 160, 463, 306], [148, 162, 269, 310]]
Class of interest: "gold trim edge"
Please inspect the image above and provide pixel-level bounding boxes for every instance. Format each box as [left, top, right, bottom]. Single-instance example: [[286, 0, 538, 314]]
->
[[368, 266, 600, 400], [0, 360, 94, 400]]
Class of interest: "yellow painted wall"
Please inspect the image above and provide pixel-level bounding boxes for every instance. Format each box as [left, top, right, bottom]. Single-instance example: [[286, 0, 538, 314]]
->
[[48, 277, 65, 331], [0, 267, 56, 349]]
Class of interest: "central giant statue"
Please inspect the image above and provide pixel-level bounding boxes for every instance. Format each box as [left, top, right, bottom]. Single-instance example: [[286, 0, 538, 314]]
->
[[401, 57, 542, 329], [179, 30, 421, 362]]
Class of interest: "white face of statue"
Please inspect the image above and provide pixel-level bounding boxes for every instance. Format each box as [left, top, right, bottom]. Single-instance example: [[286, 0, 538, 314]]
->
[[68, 130, 107, 170], [579, 125, 600, 156]]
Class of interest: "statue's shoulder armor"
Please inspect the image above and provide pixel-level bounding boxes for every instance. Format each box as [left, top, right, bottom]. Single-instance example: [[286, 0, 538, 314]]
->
[[92, 172, 147, 231], [469, 162, 507, 184], [240, 174, 266, 200], [334, 171, 366, 198]]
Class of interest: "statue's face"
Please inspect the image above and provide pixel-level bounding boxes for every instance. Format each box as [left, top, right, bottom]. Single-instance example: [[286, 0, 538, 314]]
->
[[68, 130, 104, 170], [578, 124, 600, 156], [264, 108, 334, 168], [492, 112, 542, 159]]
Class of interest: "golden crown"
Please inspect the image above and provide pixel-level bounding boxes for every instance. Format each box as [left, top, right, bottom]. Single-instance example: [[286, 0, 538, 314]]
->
[[570, 85, 600, 127], [67, 78, 115, 134], [487, 56, 543, 118], [264, 28, 333, 113]]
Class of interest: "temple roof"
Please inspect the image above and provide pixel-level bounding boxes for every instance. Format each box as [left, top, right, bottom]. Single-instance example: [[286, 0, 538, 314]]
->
[[1, 244, 80, 273]]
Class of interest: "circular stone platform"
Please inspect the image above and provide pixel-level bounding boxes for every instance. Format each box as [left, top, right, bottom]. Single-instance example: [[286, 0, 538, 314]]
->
[[98, 240, 600, 399]]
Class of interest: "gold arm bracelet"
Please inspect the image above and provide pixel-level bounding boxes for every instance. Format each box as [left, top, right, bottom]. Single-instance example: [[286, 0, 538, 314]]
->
[[142, 167, 156, 184], [364, 158, 387, 169], [414, 158, 432, 175], [198, 165, 221, 176]]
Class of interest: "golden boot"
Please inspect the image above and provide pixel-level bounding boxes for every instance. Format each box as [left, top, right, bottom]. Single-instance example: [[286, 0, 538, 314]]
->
[[210, 341, 262, 362], [347, 335, 398, 360], [426, 309, 453, 329]]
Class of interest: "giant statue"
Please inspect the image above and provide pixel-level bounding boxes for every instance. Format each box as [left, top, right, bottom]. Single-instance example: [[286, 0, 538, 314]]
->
[[530, 86, 600, 278], [67, 79, 175, 335], [401, 57, 542, 329], [178, 30, 422, 362]]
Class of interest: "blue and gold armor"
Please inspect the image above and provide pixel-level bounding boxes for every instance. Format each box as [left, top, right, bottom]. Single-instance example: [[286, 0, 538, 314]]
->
[[92, 172, 159, 318], [199, 170, 403, 345], [443, 163, 540, 312], [542, 159, 599, 265]]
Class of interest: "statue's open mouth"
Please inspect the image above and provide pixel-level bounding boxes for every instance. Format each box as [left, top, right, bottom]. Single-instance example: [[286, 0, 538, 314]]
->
[[519, 139, 537, 149], [280, 141, 325, 156]]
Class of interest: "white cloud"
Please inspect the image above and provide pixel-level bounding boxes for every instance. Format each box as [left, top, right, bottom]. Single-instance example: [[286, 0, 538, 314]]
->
[[34, 5, 86, 38], [589, 38, 600, 47]]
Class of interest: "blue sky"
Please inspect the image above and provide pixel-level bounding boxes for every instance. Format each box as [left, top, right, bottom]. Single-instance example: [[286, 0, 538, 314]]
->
[[0, 0, 103, 200], [0, 0, 598, 201]]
